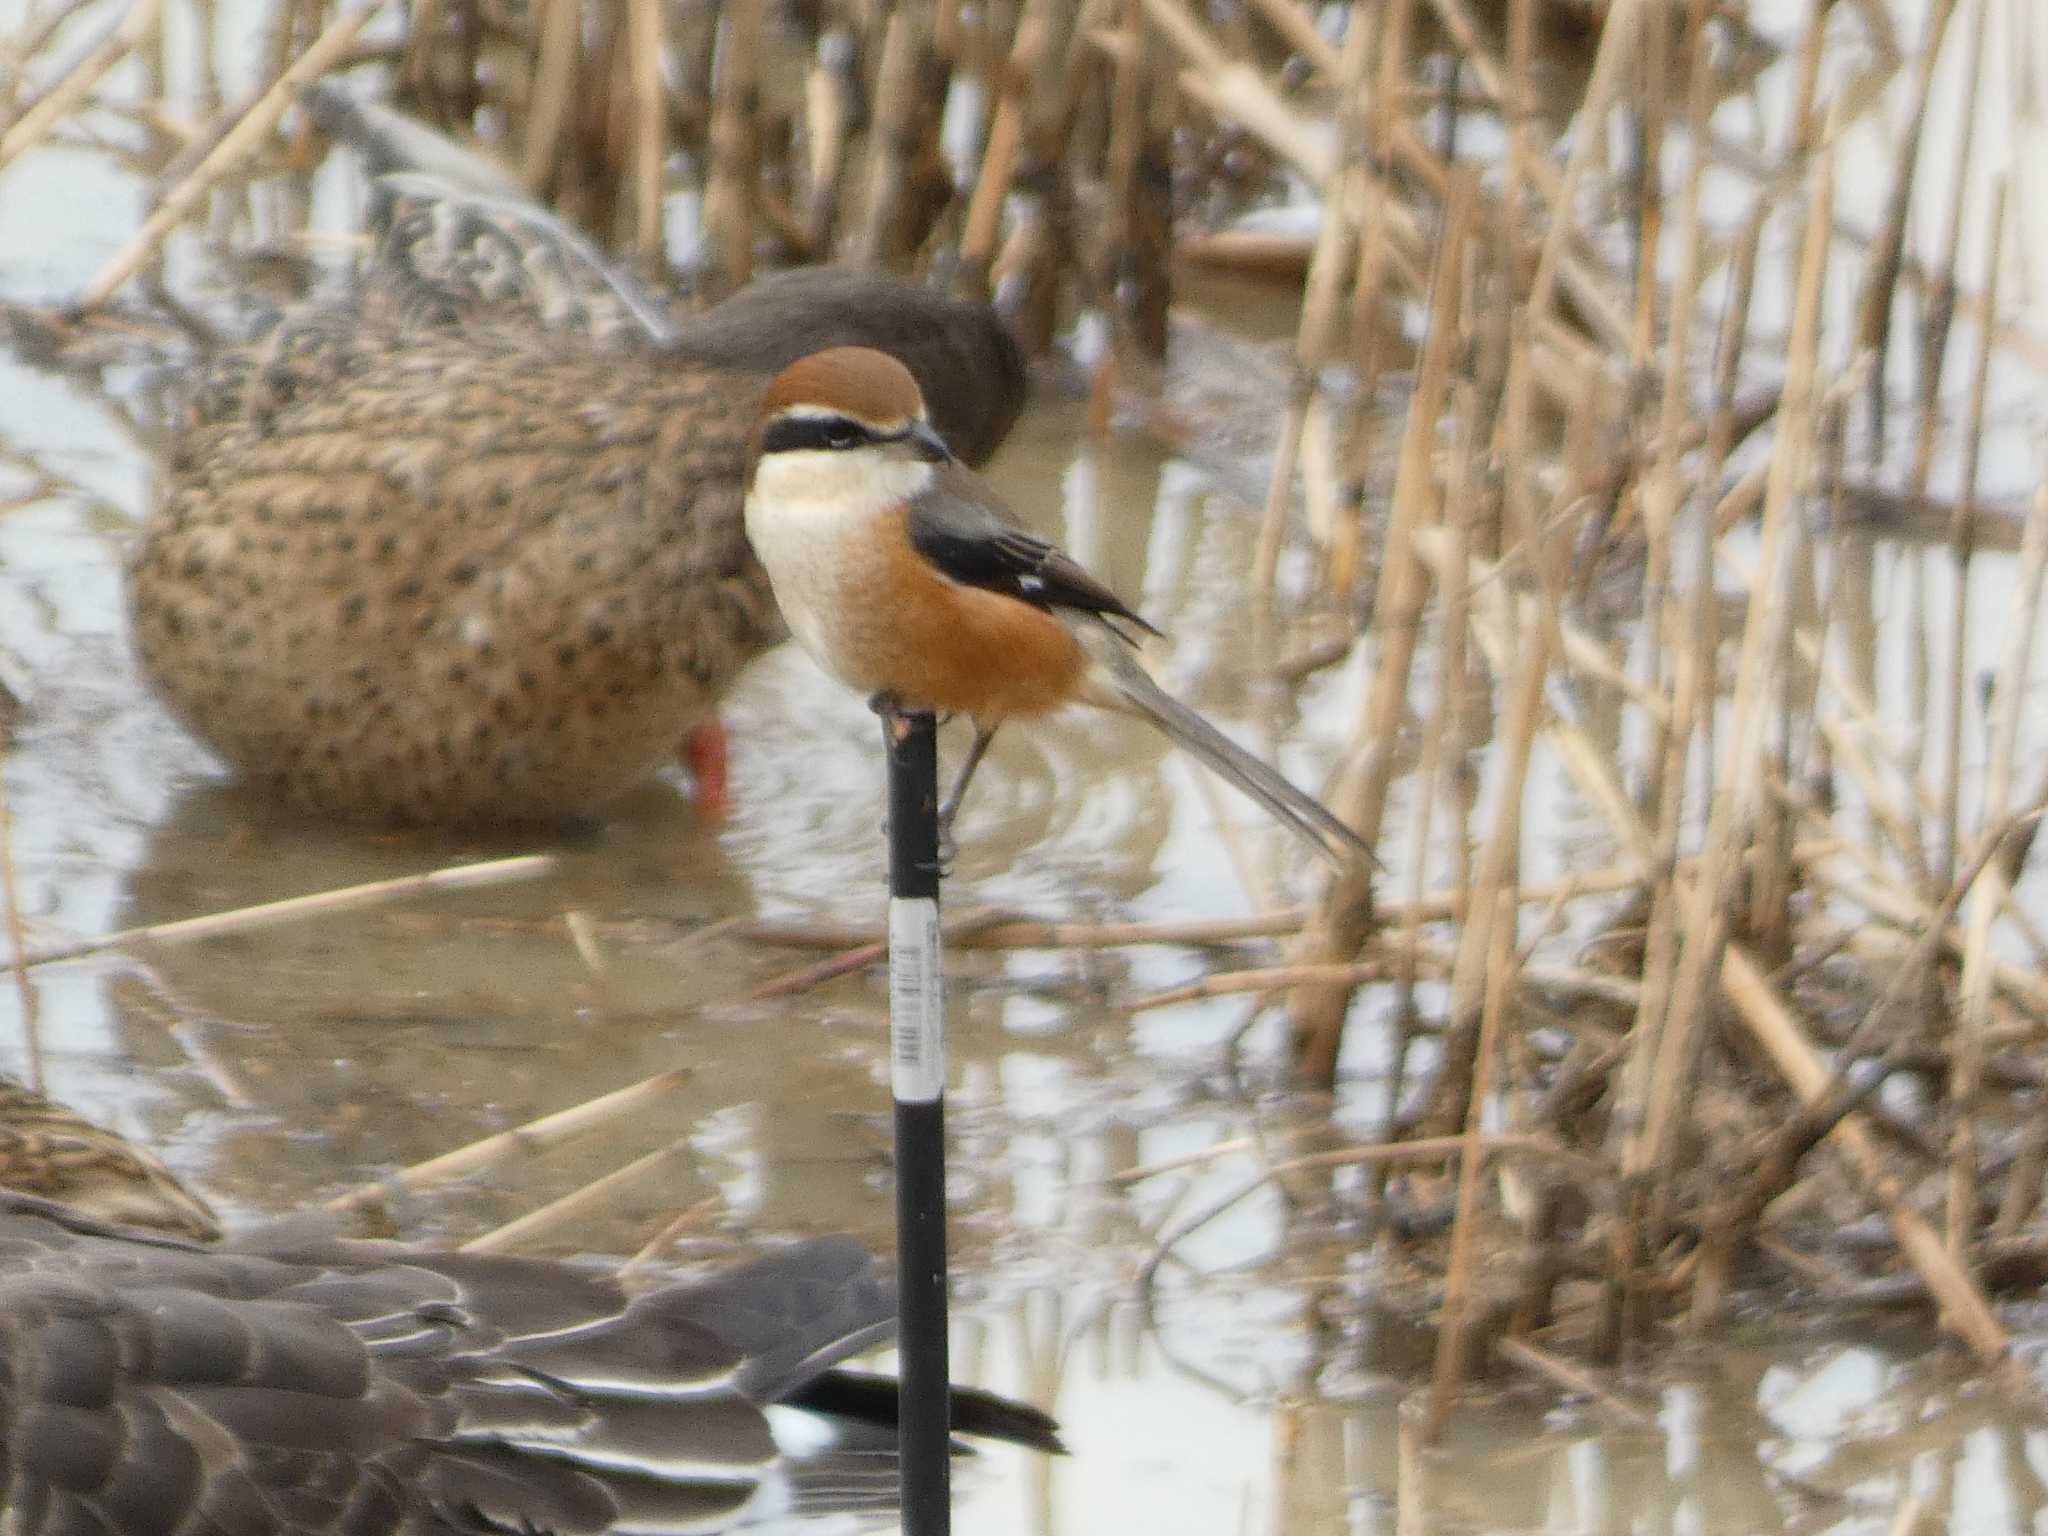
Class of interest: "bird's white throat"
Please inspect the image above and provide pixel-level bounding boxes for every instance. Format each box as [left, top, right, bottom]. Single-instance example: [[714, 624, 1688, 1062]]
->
[[746, 448, 932, 528], [744, 449, 937, 692]]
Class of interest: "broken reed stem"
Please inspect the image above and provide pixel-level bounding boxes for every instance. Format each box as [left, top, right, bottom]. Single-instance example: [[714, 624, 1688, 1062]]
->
[[1127, 952, 1638, 1014], [1494, 1338, 1656, 1430], [1930, 0, 1993, 895], [1720, 946, 2011, 1371], [324, 1067, 694, 1215], [1635, 126, 1836, 1242], [1687, 797, 2034, 1326], [9, 854, 557, 968], [463, 1136, 696, 1253], [1430, 607, 1548, 1131], [1284, 165, 1480, 1084], [1426, 885, 1520, 1438], [0, 0, 163, 172], [1945, 177, 2013, 1258], [735, 862, 1655, 954], [74, 0, 390, 310]]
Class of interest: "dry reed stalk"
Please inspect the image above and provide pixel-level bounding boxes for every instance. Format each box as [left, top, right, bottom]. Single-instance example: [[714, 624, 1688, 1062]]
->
[[1240, 0, 1339, 78], [324, 1067, 694, 1216], [1631, 129, 1837, 1257], [1129, 948, 1639, 1015], [799, 23, 856, 250], [1800, 842, 2048, 1022], [744, 905, 1013, 1000], [1414, 548, 1654, 879], [1942, 176, 2013, 1252], [1283, 169, 1478, 1084], [75, 0, 391, 310], [734, 861, 1652, 953], [993, 0, 1091, 350], [1494, 1338, 1656, 1429], [626, 0, 666, 269], [0, 0, 162, 172], [1331, 0, 1412, 595], [1718, 945, 2011, 1370], [394, 0, 440, 102], [520, 0, 578, 191], [1142, 0, 1332, 180], [462, 1136, 696, 1252], [1687, 802, 2024, 1324], [1099, 0, 1170, 361], [1425, 886, 1520, 1436], [1930, 2, 1995, 893], [1631, 0, 1718, 835], [955, 13, 1046, 290], [1610, 159, 1726, 1341], [1250, 13, 1371, 610], [703, 0, 762, 292], [1425, 598, 1548, 1135], [1517, 0, 1639, 328], [1142, 1130, 1594, 1274], [1818, 715, 1939, 875], [850, 7, 940, 269], [1787, 618, 1939, 818], [1950, 471, 2043, 1261], [1373, 398, 1478, 1188], [1852, 0, 1961, 468], [620, 1195, 723, 1276], [1174, 229, 1314, 276], [10, 853, 557, 969], [1250, 387, 1316, 617], [2, 0, 106, 120]]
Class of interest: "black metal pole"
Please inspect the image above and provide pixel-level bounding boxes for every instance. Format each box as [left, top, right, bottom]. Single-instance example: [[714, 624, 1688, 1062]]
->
[[883, 705, 950, 1536]]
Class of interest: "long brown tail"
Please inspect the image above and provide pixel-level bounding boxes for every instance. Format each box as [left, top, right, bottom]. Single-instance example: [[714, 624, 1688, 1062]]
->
[[1085, 638, 1372, 868]]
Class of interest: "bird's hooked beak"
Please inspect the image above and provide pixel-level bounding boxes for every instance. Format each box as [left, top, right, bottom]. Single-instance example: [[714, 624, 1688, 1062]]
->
[[906, 420, 951, 463]]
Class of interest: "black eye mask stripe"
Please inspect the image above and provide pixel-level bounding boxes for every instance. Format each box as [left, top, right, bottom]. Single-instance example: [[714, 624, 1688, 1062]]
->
[[760, 416, 867, 454]]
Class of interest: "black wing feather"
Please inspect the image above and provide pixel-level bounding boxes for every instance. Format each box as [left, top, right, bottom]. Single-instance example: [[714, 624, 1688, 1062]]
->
[[908, 471, 1161, 636]]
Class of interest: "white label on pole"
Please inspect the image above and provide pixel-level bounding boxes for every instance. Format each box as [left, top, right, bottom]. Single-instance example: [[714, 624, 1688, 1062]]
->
[[889, 896, 945, 1103]]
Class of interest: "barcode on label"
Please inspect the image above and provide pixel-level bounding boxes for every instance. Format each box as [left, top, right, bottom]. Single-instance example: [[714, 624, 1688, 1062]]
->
[[888, 897, 945, 1102]]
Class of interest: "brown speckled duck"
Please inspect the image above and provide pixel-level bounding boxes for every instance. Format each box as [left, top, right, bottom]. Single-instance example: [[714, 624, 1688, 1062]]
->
[[0, 1075, 219, 1240], [132, 182, 1025, 826]]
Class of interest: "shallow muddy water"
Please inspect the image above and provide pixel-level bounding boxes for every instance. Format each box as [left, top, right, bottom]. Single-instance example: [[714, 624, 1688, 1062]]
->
[[5, 3, 2048, 1532]]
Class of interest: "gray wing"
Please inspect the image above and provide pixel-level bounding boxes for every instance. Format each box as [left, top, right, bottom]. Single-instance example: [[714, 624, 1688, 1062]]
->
[[907, 465, 1160, 636], [0, 1196, 1061, 1536], [0, 1198, 780, 1536]]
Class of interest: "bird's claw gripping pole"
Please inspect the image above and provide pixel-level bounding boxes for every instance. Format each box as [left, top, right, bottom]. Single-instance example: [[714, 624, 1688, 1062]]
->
[[875, 694, 950, 1536]]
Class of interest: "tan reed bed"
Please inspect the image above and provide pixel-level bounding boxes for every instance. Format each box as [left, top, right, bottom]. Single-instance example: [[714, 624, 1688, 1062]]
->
[[4, 0, 2047, 1415]]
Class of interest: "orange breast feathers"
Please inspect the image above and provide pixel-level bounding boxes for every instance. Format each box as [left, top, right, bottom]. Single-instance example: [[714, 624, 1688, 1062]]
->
[[836, 507, 1088, 722]]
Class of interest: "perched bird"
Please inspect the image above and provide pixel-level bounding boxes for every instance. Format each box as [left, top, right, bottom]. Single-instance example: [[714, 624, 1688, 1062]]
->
[[743, 347, 1370, 865], [0, 1193, 1062, 1536], [132, 215, 1025, 825], [0, 1075, 220, 1241]]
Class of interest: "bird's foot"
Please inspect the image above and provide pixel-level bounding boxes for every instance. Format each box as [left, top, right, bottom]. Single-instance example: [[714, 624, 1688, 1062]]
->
[[681, 717, 731, 818]]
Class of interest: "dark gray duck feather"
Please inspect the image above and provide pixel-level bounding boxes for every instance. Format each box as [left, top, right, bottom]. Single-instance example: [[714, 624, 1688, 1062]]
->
[[0, 1196, 1061, 1536]]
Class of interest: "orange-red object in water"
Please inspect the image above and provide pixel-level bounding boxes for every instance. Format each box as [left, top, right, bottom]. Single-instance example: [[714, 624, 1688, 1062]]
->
[[685, 717, 731, 817]]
